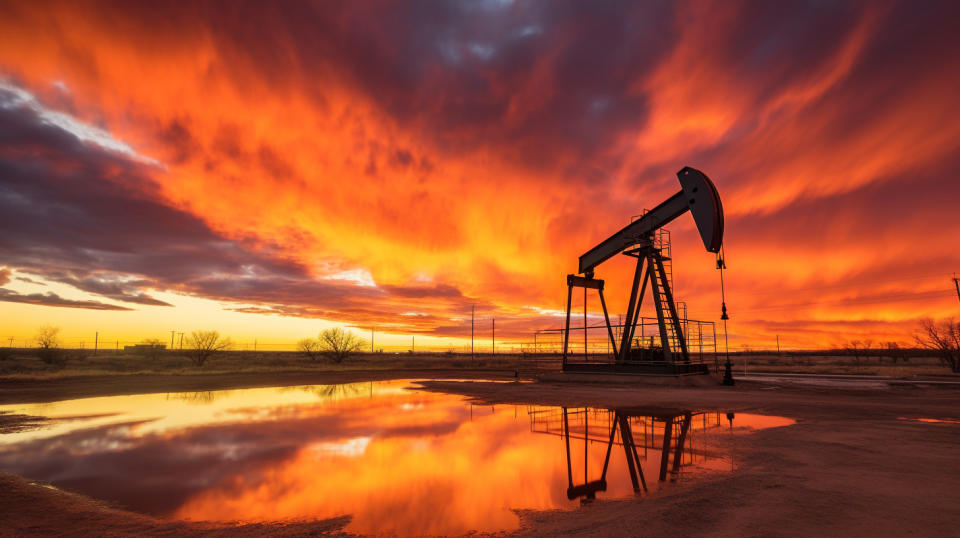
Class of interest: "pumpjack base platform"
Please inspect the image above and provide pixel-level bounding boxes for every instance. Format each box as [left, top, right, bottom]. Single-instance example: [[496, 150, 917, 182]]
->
[[563, 362, 710, 376]]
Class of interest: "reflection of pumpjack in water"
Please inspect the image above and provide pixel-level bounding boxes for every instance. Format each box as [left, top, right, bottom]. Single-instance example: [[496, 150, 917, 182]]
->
[[548, 408, 731, 503], [563, 408, 693, 501]]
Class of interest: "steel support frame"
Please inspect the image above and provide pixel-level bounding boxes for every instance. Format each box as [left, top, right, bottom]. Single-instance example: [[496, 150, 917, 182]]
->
[[615, 244, 690, 365], [564, 242, 690, 368], [562, 275, 617, 368]]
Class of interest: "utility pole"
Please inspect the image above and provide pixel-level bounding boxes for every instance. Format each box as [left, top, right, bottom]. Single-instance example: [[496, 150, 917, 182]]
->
[[584, 287, 588, 361], [170, 330, 175, 349], [8, 337, 14, 348], [776, 334, 780, 355], [492, 318, 495, 356], [953, 273, 960, 305], [94, 332, 98, 354], [179, 333, 185, 350]]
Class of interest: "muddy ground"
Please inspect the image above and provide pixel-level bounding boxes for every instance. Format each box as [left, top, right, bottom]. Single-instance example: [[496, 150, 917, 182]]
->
[[1, 370, 959, 537]]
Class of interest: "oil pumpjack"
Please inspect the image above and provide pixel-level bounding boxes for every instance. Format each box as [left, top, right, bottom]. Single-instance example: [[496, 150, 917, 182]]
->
[[562, 167, 724, 375]]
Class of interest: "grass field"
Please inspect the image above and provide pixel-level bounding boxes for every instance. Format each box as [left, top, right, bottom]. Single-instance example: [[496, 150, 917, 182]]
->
[[723, 352, 954, 377], [0, 349, 526, 380], [0, 346, 955, 380]]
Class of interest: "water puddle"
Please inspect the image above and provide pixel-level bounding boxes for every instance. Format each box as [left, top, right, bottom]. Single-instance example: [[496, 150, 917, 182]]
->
[[897, 417, 960, 425], [0, 380, 793, 535]]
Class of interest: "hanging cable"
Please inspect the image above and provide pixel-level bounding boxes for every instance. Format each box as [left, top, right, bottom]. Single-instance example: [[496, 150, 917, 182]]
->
[[717, 246, 728, 320], [717, 245, 734, 385]]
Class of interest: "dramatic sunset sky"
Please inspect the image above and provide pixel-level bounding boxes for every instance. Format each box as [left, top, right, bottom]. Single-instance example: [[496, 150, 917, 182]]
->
[[1, 0, 958, 350]]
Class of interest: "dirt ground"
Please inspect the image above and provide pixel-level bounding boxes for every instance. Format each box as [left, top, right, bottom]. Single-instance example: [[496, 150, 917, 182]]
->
[[1, 370, 959, 537]]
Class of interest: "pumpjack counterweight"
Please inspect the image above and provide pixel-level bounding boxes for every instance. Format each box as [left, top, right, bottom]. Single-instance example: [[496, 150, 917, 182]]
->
[[561, 167, 724, 375]]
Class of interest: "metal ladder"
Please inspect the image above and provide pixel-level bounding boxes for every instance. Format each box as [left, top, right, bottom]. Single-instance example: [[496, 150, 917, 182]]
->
[[649, 254, 683, 356]]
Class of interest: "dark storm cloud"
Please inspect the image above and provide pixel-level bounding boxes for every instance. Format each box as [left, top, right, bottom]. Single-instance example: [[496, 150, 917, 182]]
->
[[184, 271, 469, 322], [0, 288, 132, 311], [34, 272, 174, 307], [0, 88, 301, 308], [0, 87, 272, 280], [78, 0, 956, 189], [308, 0, 669, 169], [63, 0, 671, 176], [0, 87, 473, 323]]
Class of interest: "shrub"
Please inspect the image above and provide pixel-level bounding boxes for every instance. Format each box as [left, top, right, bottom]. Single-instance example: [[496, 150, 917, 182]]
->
[[35, 325, 65, 366]]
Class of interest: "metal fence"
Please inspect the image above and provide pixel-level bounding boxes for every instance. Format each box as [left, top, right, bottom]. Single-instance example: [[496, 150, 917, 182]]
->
[[526, 318, 718, 362]]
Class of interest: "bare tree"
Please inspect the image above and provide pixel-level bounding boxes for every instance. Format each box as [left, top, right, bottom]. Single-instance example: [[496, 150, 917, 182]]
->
[[318, 328, 365, 363], [186, 330, 232, 366], [845, 340, 864, 371], [915, 318, 960, 373], [35, 325, 64, 365], [297, 338, 322, 361]]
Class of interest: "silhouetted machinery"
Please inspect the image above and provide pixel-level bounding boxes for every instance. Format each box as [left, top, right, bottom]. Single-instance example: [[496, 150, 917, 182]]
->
[[562, 167, 724, 375]]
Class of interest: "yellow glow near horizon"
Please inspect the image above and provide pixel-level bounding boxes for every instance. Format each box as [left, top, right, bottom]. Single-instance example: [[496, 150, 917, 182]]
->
[[0, 271, 480, 351]]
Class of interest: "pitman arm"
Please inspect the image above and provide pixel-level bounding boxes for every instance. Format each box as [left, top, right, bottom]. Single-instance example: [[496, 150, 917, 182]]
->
[[577, 167, 724, 275]]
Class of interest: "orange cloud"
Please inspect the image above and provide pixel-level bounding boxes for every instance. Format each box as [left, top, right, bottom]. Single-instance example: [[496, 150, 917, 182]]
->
[[0, 1, 958, 347]]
